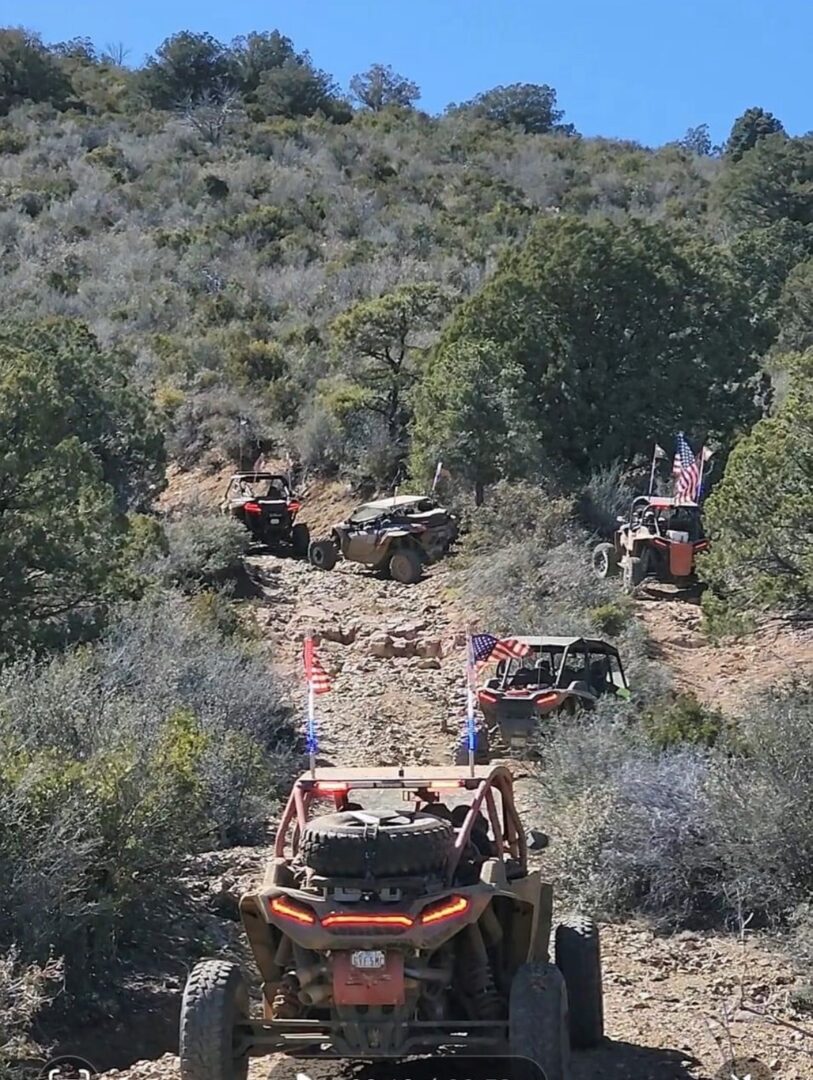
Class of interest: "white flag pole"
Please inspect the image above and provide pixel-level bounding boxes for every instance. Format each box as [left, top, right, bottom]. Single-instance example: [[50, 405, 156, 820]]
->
[[648, 444, 659, 495], [465, 632, 476, 777], [431, 459, 443, 493], [696, 447, 711, 501], [308, 679, 316, 779]]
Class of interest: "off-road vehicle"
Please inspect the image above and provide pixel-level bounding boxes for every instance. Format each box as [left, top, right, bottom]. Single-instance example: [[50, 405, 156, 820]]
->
[[222, 472, 309, 555], [592, 495, 710, 592], [477, 637, 629, 752], [308, 495, 457, 584], [179, 765, 603, 1080]]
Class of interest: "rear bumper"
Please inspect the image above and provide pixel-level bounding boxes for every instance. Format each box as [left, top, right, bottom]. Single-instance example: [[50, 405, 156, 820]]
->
[[237, 1017, 507, 1058]]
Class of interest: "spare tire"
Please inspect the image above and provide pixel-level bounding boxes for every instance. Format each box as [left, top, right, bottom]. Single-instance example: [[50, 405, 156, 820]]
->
[[300, 810, 453, 878]]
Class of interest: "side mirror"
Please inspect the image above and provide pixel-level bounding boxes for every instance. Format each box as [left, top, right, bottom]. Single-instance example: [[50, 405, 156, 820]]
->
[[527, 828, 549, 852]]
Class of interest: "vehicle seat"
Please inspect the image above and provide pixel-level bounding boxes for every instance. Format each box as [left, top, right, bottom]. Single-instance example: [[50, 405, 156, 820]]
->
[[589, 659, 609, 694], [510, 668, 534, 689], [534, 661, 553, 686], [451, 806, 497, 857]]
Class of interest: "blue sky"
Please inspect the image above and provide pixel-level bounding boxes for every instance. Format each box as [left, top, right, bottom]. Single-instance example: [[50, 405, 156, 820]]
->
[[7, 0, 812, 147]]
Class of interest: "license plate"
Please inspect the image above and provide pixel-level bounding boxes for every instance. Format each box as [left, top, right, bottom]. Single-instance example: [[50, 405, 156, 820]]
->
[[350, 950, 386, 970], [268, 517, 281, 524]]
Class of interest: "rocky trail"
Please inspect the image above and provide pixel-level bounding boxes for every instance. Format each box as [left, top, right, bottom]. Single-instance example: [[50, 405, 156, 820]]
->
[[87, 474, 813, 1080]]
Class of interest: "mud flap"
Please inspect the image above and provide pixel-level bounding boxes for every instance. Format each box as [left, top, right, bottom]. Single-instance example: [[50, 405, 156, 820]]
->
[[669, 541, 694, 577]]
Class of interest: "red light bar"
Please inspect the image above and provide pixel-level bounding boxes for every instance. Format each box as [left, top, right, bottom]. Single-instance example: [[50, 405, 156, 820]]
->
[[321, 912, 414, 929], [420, 896, 470, 925], [315, 782, 348, 794], [269, 897, 316, 925], [243, 502, 262, 514], [288, 501, 301, 512]]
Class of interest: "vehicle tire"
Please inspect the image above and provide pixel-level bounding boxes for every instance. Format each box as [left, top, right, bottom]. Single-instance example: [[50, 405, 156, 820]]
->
[[300, 810, 453, 877], [591, 542, 619, 579], [557, 696, 579, 718], [291, 522, 310, 557], [388, 546, 423, 584], [308, 538, 338, 571], [179, 960, 249, 1080], [555, 917, 604, 1049], [622, 555, 645, 592], [509, 961, 571, 1080]]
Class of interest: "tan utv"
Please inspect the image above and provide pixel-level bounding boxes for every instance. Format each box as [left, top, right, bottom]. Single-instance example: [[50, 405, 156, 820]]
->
[[178, 765, 604, 1080], [592, 495, 710, 592], [308, 494, 458, 584]]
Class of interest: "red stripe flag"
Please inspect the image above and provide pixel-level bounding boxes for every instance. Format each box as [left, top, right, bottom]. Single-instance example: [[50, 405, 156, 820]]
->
[[303, 635, 331, 694]]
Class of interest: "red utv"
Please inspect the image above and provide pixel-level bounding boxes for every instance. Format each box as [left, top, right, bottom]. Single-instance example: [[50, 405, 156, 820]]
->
[[592, 495, 710, 591], [222, 472, 310, 556], [476, 637, 629, 754], [179, 765, 604, 1080]]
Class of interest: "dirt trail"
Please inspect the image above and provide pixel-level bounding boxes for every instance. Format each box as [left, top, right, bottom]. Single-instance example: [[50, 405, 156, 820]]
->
[[634, 585, 813, 714], [94, 473, 812, 1080]]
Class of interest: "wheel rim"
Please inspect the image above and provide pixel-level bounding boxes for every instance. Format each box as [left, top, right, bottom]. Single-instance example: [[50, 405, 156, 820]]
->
[[594, 549, 608, 576]]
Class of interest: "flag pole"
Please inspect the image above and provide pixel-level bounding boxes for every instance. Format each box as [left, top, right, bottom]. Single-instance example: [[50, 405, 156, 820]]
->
[[431, 459, 443, 494], [307, 679, 316, 779], [648, 444, 658, 495], [304, 630, 317, 779], [465, 631, 476, 778], [696, 448, 708, 501]]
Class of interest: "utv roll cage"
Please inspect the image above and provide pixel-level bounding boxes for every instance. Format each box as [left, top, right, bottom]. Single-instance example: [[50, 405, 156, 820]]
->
[[274, 765, 528, 886]]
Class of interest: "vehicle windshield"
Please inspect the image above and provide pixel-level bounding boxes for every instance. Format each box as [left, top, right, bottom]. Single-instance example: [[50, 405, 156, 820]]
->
[[632, 501, 703, 539], [228, 476, 288, 500], [492, 644, 626, 692]]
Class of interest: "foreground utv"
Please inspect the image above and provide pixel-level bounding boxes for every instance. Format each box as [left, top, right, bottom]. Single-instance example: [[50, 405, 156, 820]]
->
[[222, 472, 309, 555], [592, 495, 710, 592], [308, 495, 457, 584], [477, 637, 629, 753], [179, 765, 603, 1080]]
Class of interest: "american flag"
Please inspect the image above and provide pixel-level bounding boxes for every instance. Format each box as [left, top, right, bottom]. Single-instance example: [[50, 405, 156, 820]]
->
[[673, 433, 700, 503], [469, 633, 530, 672], [303, 635, 331, 694]]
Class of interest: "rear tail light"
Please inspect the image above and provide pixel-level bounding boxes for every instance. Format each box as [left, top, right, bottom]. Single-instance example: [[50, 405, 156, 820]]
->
[[287, 501, 301, 512], [243, 501, 262, 514], [420, 896, 470, 925], [321, 913, 414, 929], [314, 782, 349, 794], [478, 690, 498, 703], [534, 692, 559, 705], [269, 897, 316, 925]]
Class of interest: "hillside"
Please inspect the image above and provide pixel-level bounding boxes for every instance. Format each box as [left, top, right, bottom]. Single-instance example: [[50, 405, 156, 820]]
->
[[1, 21, 813, 1080]]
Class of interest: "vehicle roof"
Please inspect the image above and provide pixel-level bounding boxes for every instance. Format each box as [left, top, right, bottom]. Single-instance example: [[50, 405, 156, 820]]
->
[[354, 495, 429, 511], [229, 472, 288, 482], [513, 635, 621, 655], [634, 496, 698, 509], [297, 765, 501, 783]]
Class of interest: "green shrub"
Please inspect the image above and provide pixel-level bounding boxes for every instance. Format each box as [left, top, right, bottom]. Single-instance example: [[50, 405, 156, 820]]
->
[[0, 128, 27, 154], [158, 511, 249, 591], [589, 599, 632, 637], [640, 692, 728, 749]]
